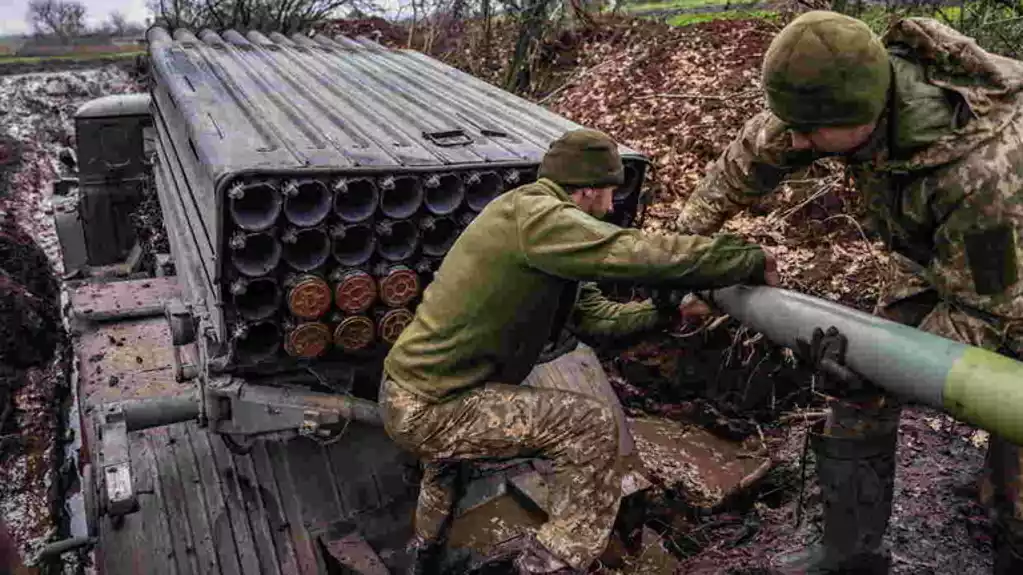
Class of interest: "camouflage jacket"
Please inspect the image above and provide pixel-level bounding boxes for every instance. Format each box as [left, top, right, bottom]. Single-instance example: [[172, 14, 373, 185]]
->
[[385, 178, 768, 402], [677, 18, 1023, 335]]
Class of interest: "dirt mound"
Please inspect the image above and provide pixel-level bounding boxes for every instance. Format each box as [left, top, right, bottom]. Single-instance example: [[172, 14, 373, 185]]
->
[[0, 219, 58, 304], [0, 274, 58, 369], [546, 16, 891, 311]]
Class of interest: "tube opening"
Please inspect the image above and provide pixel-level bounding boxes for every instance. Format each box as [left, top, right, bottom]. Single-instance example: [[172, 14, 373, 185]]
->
[[229, 181, 282, 231], [378, 308, 413, 345], [424, 173, 465, 216], [230, 231, 281, 277], [421, 216, 458, 257], [377, 220, 418, 262], [282, 227, 331, 272], [334, 269, 378, 314], [234, 277, 281, 322], [379, 176, 423, 219], [379, 266, 420, 307], [334, 316, 376, 352], [332, 224, 375, 267], [284, 180, 332, 226], [465, 171, 503, 211], [234, 321, 281, 364], [284, 322, 331, 358], [286, 275, 332, 320], [334, 178, 379, 223]]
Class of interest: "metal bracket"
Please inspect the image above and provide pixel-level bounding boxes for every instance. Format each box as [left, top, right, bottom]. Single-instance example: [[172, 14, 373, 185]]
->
[[97, 405, 139, 520], [165, 298, 198, 382], [206, 380, 383, 442], [795, 326, 871, 393]]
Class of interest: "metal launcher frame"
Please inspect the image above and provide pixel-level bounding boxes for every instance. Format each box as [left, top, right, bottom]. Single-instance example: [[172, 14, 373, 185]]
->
[[83, 25, 654, 542]]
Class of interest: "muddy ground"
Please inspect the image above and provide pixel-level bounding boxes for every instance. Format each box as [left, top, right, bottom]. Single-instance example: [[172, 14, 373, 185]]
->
[[0, 65, 143, 566], [0, 18, 1001, 574]]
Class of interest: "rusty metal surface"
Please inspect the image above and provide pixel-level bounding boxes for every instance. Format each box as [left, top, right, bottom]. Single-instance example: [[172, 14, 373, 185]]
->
[[69, 276, 179, 320], [629, 416, 772, 510]]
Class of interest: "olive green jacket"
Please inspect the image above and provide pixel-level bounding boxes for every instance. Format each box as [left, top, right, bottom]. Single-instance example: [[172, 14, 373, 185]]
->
[[677, 18, 1023, 347], [384, 178, 768, 401]]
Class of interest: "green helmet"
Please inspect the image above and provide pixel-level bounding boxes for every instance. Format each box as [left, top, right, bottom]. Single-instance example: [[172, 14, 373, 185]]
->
[[538, 129, 625, 188], [762, 11, 892, 130]]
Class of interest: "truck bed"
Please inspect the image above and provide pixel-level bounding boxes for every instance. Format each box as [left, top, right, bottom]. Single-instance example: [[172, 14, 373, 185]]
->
[[70, 276, 418, 575]]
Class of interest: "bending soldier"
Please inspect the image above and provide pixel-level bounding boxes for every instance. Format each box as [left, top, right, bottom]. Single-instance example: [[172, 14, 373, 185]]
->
[[381, 129, 777, 574], [676, 11, 1023, 575]]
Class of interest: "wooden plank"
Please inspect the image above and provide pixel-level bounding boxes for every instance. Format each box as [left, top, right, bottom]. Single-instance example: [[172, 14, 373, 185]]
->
[[189, 427, 244, 575], [230, 449, 284, 574], [327, 425, 383, 518], [135, 429, 180, 575], [264, 441, 323, 575], [169, 424, 220, 575], [209, 432, 264, 574], [280, 437, 345, 532], [150, 426, 201, 574], [250, 442, 302, 574]]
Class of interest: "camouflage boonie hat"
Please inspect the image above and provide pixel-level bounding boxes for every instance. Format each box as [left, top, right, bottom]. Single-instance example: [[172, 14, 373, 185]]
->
[[539, 129, 625, 188], [762, 11, 892, 129]]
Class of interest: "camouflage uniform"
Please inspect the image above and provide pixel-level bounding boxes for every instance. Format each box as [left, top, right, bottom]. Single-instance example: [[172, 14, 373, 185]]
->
[[677, 15, 1023, 572], [382, 129, 771, 572]]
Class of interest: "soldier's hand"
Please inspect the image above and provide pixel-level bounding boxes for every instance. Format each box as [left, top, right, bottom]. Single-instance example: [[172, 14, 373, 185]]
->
[[678, 293, 713, 325], [763, 249, 781, 286]]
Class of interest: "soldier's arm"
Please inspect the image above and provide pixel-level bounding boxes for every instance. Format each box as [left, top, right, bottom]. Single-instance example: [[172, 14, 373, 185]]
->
[[929, 181, 1023, 312], [676, 111, 809, 235], [568, 282, 664, 338], [515, 189, 768, 288]]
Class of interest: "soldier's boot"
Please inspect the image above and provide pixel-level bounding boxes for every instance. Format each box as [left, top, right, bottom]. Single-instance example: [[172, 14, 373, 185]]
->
[[988, 434, 1023, 575], [772, 415, 898, 575], [994, 519, 1023, 575]]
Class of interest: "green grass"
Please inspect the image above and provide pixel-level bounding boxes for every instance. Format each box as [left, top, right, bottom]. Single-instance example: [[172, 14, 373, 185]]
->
[[624, 0, 734, 15], [0, 51, 143, 65], [667, 8, 778, 26]]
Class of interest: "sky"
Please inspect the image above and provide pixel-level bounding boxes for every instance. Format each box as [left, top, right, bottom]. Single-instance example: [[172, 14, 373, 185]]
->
[[0, 0, 152, 36]]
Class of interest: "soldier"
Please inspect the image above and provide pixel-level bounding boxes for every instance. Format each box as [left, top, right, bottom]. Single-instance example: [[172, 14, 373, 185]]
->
[[380, 128, 778, 574], [675, 11, 1023, 575]]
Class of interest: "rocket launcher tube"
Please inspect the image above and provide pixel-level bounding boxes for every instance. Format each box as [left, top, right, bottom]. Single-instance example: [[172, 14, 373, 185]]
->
[[702, 285, 1023, 445]]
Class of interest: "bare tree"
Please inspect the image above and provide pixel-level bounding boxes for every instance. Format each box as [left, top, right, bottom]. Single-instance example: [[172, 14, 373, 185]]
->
[[109, 11, 129, 35], [27, 0, 87, 44], [148, 0, 379, 34]]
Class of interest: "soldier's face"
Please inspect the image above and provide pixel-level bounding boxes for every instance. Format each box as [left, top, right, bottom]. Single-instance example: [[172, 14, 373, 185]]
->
[[790, 123, 877, 154], [573, 187, 615, 219]]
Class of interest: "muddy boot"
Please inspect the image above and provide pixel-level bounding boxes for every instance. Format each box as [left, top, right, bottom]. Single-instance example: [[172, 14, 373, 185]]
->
[[406, 534, 445, 575], [772, 402, 899, 575]]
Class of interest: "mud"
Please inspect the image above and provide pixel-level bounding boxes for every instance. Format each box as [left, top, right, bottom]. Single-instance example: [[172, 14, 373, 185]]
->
[[0, 65, 141, 567]]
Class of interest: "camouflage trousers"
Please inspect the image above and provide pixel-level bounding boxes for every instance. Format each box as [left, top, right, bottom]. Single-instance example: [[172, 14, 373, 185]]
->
[[378, 377, 622, 571], [878, 289, 1023, 559]]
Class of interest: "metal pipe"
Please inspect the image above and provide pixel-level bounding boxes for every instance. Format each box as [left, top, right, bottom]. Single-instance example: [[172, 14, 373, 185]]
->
[[333, 177, 379, 224], [229, 230, 281, 277], [423, 172, 465, 216], [227, 181, 282, 232], [420, 215, 459, 257], [281, 226, 331, 272], [331, 224, 376, 267], [465, 170, 504, 211], [283, 179, 332, 227], [378, 175, 424, 219], [702, 285, 1023, 445], [117, 395, 201, 432], [375, 220, 419, 262], [231, 276, 281, 322], [233, 321, 282, 364]]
